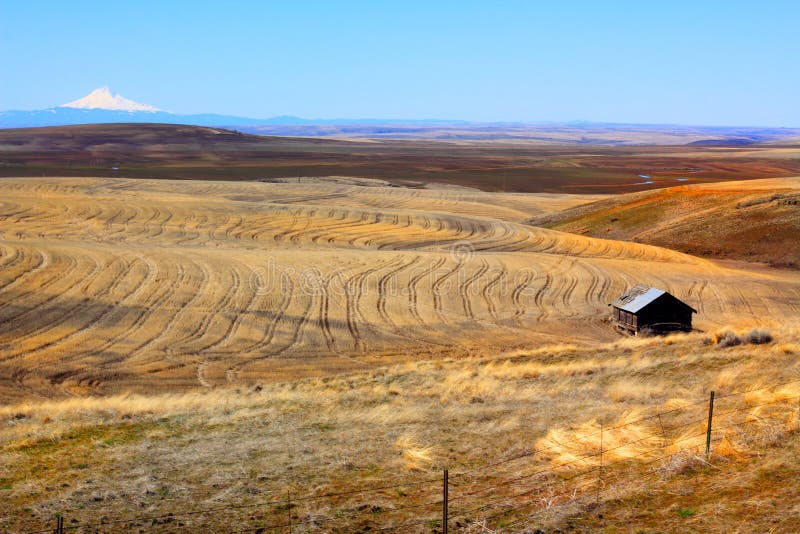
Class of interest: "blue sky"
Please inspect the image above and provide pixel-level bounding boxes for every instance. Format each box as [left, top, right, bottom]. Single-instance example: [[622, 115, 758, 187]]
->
[[2, 0, 798, 125]]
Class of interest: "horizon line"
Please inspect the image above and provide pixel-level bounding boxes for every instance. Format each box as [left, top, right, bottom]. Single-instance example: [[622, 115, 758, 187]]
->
[[1, 107, 799, 131]]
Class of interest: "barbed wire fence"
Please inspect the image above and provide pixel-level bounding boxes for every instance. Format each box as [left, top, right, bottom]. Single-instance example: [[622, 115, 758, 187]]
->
[[26, 377, 800, 533]]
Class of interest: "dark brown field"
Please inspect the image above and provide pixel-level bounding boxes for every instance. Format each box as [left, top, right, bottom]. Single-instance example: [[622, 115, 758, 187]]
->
[[3, 123, 800, 193]]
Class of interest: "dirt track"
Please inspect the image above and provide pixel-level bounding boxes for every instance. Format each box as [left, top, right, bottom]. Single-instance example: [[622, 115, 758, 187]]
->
[[1, 177, 799, 402]]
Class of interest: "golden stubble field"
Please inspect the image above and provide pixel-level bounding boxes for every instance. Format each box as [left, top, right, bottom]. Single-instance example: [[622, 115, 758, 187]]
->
[[2, 176, 800, 532], [1, 177, 799, 404]]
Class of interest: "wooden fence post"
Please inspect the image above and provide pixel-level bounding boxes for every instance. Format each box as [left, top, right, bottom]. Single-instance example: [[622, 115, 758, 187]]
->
[[53, 515, 63, 534], [596, 423, 603, 505], [705, 391, 715, 459], [442, 468, 449, 534], [287, 490, 292, 533]]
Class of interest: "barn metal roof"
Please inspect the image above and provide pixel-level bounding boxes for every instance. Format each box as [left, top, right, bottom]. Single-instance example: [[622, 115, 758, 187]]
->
[[612, 285, 666, 313]]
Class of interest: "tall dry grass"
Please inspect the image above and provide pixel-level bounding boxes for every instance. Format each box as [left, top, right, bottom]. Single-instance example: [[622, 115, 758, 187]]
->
[[2, 321, 800, 531]]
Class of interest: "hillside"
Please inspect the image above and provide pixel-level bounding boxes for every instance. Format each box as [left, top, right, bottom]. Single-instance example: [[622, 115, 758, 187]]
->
[[2, 177, 800, 403], [530, 177, 800, 268], [1, 175, 800, 531]]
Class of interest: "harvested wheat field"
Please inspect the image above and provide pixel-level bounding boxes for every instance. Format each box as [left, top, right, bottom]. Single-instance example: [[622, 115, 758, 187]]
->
[[2, 177, 799, 403], [2, 176, 800, 532]]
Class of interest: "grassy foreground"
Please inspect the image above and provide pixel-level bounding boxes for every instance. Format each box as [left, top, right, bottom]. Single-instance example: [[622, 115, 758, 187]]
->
[[2, 322, 800, 532]]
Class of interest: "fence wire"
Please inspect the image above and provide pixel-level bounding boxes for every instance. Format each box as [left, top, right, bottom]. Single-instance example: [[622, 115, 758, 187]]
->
[[21, 380, 800, 533]]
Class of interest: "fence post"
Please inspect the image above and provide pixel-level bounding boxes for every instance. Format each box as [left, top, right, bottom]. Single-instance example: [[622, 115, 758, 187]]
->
[[287, 490, 292, 533], [596, 423, 603, 505], [53, 515, 63, 534], [442, 468, 449, 534], [705, 391, 715, 459]]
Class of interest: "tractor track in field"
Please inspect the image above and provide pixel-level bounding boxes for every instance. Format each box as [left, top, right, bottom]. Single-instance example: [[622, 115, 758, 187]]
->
[[376, 256, 421, 327], [59, 261, 189, 371], [284, 208, 319, 245], [196, 266, 261, 354], [481, 265, 507, 322], [579, 259, 600, 307], [272, 209, 302, 243], [0, 248, 48, 300], [307, 211, 353, 244], [408, 256, 446, 327], [317, 212, 378, 245], [176, 215, 207, 246], [511, 268, 535, 323], [461, 259, 490, 320], [3, 255, 159, 360], [695, 280, 708, 315], [0, 247, 31, 295], [0, 253, 106, 360], [288, 209, 319, 245], [317, 271, 340, 353], [137, 207, 161, 240], [130, 256, 211, 358], [431, 259, 465, 325], [272, 278, 320, 356], [0, 252, 84, 337], [559, 259, 581, 316], [176, 266, 243, 350], [347, 213, 386, 248], [533, 265, 558, 323], [344, 257, 405, 352], [149, 209, 173, 239], [223, 214, 246, 241], [0, 247, 22, 276], [248, 274, 296, 355], [576, 258, 612, 308]]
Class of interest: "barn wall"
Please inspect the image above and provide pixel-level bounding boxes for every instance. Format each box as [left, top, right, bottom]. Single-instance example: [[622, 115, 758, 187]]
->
[[638, 301, 693, 331], [612, 294, 694, 334]]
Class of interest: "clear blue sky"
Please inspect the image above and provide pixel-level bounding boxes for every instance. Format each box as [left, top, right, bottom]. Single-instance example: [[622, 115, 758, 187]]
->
[[2, 0, 799, 126]]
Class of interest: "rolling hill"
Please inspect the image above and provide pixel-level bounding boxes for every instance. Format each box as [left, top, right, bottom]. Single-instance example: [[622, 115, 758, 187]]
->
[[530, 177, 800, 268], [4, 124, 800, 193], [1, 174, 799, 531], [1, 176, 799, 403]]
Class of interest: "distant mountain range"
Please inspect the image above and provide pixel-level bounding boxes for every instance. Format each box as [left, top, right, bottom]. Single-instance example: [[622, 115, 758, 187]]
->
[[0, 87, 468, 129], [3, 88, 800, 146]]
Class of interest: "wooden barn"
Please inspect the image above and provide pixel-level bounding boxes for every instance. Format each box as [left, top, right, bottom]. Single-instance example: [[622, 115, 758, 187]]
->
[[610, 285, 696, 335]]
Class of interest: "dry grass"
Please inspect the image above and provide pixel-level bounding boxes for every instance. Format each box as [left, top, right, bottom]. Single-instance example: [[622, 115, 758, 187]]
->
[[2, 323, 800, 531]]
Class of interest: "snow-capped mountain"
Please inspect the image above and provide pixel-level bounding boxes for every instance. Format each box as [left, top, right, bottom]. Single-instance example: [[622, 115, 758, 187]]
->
[[0, 87, 267, 128], [0, 88, 459, 129], [61, 87, 161, 112]]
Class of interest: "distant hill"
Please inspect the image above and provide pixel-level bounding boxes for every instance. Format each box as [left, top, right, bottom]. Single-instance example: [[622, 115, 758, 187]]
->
[[3, 123, 800, 194], [4, 106, 800, 145], [528, 178, 800, 268]]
